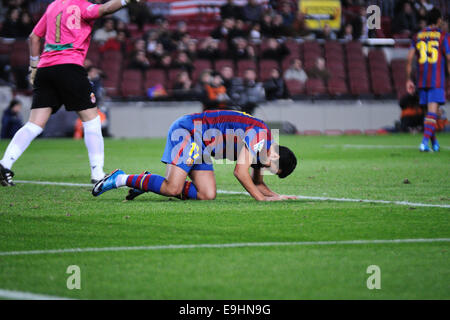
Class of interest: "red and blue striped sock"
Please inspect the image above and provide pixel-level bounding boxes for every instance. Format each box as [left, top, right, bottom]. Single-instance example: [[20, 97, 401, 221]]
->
[[179, 181, 198, 200], [422, 112, 438, 145], [125, 173, 164, 194]]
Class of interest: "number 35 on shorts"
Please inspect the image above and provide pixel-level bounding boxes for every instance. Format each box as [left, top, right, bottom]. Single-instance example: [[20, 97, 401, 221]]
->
[[186, 142, 200, 166]]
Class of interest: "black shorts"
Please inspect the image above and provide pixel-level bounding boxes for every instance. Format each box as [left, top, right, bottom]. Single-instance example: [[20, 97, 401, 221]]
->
[[32, 64, 96, 114]]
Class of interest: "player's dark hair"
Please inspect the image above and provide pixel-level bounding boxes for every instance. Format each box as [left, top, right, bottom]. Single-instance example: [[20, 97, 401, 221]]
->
[[277, 146, 297, 179], [427, 8, 442, 26]]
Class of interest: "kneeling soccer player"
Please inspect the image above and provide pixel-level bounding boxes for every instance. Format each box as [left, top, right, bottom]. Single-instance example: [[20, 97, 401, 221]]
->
[[92, 110, 297, 201]]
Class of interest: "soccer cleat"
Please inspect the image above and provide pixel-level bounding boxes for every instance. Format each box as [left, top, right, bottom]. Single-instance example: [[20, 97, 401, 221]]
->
[[0, 163, 15, 186], [92, 169, 124, 197], [432, 141, 440, 152], [125, 171, 150, 201], [419, 143, 431, 152]]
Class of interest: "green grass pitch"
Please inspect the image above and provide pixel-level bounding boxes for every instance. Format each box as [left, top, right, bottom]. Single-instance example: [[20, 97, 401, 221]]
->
[[0, 134, 449, 299]]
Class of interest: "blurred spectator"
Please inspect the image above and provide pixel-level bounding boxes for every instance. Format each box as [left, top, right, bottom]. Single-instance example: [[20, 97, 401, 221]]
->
[[279, 1, 295, 26], [221, 0, 242, 20], [173, 70, 193, 90], [171, 21, 188, 42], [202, 72, 231, 110], [195, 69, 213, 94], [149, 42, 165, 62], [284, 58, 308, 84], [230, 19, 248, 39], [261, 38, 290, 60], [264, 68, 289, 100], [156, 19, 175, 51], [93, 18, 117, 44], [172, 70, 196, 100], [185, 40, 198, 60], [220, 66, 243, 103], [237, 68, 265, 114], [100, 31, 127, 53], [128, 50, 151, 70], [228, 37, 255, 60], [352, 6, 370, 39], [116, 20, 131, 38], [242, 0, 263, 23], [0, 8, 20, 38], [290, 11, 309, 37], [260, 14, 273, 37], [307, 57, 331, 82], [340, 23, 354, 40], [87, 66, 104, 106], [317, 23, 337, 40], [154, 54, 172, 69], [211, 18, 235, 40], [270, 14, 290, 37], [128, 1, 153, 29], [249, 23, 262, 41], [197, 38, 222, 60], [173, 52, 193, 73], [18, 11, 33, 37], [398, 92, 424, 133], [1, 99, 23, 139], [393, 2, 417, 36]]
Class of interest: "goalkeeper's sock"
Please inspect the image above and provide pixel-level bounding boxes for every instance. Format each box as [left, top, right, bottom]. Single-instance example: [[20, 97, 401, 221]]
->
[[0, 122, 43, 169], [422, 112, 438, 146], [82, 116, 105, 180]]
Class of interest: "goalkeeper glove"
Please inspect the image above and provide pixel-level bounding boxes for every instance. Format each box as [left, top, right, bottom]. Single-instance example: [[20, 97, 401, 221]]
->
[[122, 0, 140, 5], [28, 57, 39, 86]]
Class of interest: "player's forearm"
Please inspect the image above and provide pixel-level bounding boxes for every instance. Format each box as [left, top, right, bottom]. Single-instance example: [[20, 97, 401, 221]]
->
[[28, 33, 41, 60], [256, 182, 278, 197], [234, 169, 266, 201], [98, 0, 130, 17]]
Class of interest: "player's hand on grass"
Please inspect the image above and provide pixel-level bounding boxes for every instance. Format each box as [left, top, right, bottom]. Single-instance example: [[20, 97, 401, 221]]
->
[[406, 80, 415, 94], [264, 195, 296, 201], [279, 195, 298, 200]]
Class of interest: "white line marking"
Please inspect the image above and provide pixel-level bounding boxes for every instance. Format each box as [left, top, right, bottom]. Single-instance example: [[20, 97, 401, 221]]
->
[[323, 144, 450, 150], [0, 238, 449, 257], [15, 180, 450, 208], [0, 289, 73, 300]]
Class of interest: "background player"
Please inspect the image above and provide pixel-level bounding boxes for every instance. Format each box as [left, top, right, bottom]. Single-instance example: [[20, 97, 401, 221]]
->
[[406, 8, 450, 152], [92, 110, 298, 201], [0, 0, 139, 186]]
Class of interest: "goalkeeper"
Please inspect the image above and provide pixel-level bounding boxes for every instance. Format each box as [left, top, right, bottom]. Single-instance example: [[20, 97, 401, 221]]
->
[[0, 0, 139, 186]]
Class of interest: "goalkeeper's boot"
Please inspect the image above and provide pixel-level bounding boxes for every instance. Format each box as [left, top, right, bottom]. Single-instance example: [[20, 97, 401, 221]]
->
[[125, 171, 149, 201], [419, 143, 431, 152], [92, 169, 124, 197], [432, 140, 440, 152], [0, 163, 15, 186]]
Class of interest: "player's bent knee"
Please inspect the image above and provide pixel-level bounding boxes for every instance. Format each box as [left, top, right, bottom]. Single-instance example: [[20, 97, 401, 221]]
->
[[198, 190, 216, 200], [165, 183, 184, 197]]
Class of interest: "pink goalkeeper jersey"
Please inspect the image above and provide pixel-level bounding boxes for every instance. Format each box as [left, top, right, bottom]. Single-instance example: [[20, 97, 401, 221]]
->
[[32, 0, 101, 68]]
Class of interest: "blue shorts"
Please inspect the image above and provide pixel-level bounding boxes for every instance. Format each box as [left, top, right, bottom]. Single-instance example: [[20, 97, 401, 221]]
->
[[418, 88, 445, 105], [161, 118, 214, 174]]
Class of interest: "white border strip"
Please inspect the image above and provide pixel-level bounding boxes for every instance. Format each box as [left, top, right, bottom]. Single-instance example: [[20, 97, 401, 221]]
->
[[15, 180, 450, 208], [0, 289, 73, 300], [1, 238, 449, 257], [323, 144, 450, 150]]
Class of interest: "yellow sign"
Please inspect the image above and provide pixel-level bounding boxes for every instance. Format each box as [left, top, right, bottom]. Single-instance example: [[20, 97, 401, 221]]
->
[[299, 0, 342, 30]]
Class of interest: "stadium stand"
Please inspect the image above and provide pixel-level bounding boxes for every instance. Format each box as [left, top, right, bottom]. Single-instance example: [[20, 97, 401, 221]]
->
[[1, 0, 450, 101]]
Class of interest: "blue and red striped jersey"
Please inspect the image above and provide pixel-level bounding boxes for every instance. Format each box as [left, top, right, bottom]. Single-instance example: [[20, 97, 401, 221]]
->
[[411, 27, 450, 89], [176, 110, 273, 160]]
